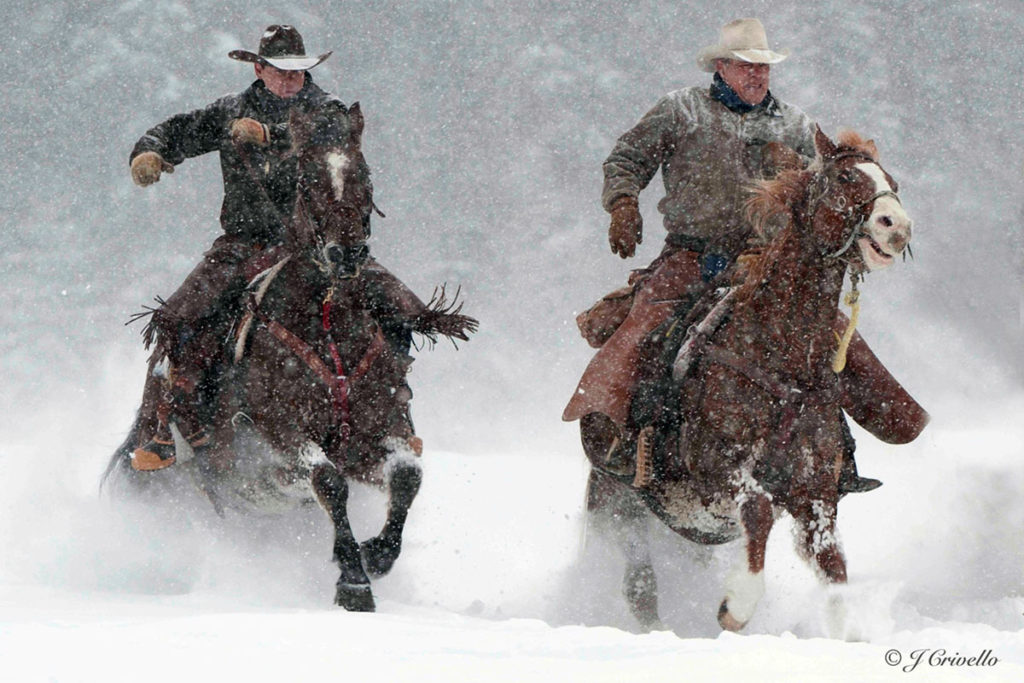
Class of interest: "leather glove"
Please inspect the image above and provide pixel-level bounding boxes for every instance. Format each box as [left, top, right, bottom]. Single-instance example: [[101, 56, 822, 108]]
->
[[130, 152, 174, 187], [230, 117, 270, 146], [608, 195, 642, 258]]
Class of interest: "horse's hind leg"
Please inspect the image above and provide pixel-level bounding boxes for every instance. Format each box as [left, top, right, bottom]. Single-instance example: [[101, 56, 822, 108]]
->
[[360, 439, 423, 578], [718, 492, 773, 632], [586, 468, 663, 631], [311, 463, 375, 611]]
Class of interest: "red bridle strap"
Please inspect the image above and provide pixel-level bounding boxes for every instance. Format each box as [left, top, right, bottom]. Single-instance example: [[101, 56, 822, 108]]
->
[[257, 304, 385, 445]]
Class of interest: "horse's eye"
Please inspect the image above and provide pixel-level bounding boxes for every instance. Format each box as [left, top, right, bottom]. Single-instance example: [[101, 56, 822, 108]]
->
[[837, 170, 858, 184]]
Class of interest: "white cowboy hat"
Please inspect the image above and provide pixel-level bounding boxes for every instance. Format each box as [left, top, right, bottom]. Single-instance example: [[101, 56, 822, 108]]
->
[[229, 24, 332, 71], [696, 18, 790, 72]]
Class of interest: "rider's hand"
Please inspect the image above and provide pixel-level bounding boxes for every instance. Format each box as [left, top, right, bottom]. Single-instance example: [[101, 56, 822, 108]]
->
[[608, 195, 642, 258], [230, 118, 270, 146], [130, 152, 174, 187]]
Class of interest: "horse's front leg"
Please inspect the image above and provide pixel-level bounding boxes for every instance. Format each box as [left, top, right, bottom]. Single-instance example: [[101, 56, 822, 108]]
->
[[790, 496, 847, 585], [718, 491, 773, 632], [311, 463, 375, 611], [360, 437, 423, 578], [790, 493, 851, 638]]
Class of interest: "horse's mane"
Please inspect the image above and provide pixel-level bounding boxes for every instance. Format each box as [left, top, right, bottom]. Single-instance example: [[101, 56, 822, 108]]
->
[[737, 130, 879, 299]]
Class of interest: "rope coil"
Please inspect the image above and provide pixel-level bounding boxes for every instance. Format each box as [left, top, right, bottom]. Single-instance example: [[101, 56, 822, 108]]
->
[[832, 277, 861, 373]]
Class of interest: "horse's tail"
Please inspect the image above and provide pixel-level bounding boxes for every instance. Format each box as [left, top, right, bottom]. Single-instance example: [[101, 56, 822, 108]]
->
[[99, 411, 143, 496]]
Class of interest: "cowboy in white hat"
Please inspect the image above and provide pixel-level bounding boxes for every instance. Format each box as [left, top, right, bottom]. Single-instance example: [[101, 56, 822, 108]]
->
[[565, 17, 895, 494], [126, 25, 424, 471]]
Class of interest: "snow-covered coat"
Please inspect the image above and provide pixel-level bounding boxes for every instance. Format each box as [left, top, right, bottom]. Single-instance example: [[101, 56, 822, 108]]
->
[[130, 75, 359, 245], [602, 85, 816, 259]]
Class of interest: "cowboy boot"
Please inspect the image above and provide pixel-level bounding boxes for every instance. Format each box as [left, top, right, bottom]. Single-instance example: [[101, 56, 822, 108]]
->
[[836, 415, 881, 495], [132, 370, 211, 472], [838, 453, 881, 495]]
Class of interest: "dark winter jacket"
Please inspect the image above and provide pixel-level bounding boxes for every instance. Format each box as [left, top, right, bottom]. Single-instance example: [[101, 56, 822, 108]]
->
[[130, 75, 343, 245]]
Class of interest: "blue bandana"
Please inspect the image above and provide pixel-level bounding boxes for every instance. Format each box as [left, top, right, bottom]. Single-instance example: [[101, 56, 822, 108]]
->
[[710, 73, 775, 114]]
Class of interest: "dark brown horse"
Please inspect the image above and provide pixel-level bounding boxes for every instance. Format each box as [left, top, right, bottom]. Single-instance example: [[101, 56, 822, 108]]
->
[[104, 101, 476, 611], [581, 128, 915, 632]]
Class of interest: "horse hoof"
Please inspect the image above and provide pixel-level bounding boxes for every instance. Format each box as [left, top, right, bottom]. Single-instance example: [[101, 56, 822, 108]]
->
[[717, 600, 747, 632], [638, 618, 668, 633], [335, 582, 376, 612], [623, 564, 660, 630], [360, 536, 401, 578]]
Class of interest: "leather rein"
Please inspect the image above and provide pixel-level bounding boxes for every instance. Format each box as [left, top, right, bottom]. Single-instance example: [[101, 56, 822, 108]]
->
[[233, 139, 385, 447], [684, 156, 878, 435]]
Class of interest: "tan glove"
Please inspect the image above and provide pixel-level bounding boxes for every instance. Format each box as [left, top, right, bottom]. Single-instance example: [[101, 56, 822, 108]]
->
[[130, 152, 174, 187], [230, 118, 270, 146], [608, 195, 642, 258]]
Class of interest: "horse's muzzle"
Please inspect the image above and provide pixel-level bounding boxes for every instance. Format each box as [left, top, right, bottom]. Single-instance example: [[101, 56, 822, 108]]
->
[[325, 243, 369, 279]]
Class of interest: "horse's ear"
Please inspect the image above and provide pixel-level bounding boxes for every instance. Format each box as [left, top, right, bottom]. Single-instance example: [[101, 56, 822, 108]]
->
[[862, 138, 880, 161], [348, 101, 364, 146], [813, 124, 838, 159]]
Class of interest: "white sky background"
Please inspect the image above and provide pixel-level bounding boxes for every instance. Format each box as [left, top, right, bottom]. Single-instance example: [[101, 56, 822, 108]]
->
[[0, 0, 1022, 679]]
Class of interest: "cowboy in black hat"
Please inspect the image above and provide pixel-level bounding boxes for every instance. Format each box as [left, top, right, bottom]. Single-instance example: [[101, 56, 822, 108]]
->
[[128, 25, 424, 471]]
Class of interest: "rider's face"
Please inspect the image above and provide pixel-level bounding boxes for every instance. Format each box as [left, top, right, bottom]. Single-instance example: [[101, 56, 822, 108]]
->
[[716, 59, 771, 106], [255, 63, 306, 99]]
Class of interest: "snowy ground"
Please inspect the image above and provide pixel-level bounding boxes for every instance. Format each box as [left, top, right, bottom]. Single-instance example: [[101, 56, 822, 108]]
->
[[1, 372, 1023, 681]]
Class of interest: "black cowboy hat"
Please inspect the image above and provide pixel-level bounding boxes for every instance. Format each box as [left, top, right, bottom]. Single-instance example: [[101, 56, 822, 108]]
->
[[229, 24, 332, 71]]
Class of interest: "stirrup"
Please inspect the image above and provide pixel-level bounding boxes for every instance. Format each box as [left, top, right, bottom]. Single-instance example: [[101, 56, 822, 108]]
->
[[131, 436, 177, 471], [131, 425, 209, 472]]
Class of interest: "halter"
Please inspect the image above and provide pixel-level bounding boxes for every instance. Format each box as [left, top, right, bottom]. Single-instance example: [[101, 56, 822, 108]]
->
[[808, 152, 903, 260], [823, 188, 902, 259], [800, 151, 903, 372]]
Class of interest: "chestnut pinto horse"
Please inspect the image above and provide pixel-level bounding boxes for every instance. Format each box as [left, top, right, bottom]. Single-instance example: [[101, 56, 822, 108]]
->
[[581, 128, 914, 631], [104, 101, 476, 611]]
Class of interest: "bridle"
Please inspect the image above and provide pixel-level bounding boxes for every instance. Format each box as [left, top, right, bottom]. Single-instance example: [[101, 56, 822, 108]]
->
[[805, 151, 908, 372], [234, 130, 381, 281], [806, 152, 903, 260]]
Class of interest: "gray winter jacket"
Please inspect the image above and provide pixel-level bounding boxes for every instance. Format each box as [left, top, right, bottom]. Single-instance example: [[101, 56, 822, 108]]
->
[[602, 85, 816, 258]]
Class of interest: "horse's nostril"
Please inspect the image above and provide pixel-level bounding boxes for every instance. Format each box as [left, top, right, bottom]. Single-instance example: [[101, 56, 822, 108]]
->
[[879, 215, 893, 228], [326, 245, 344, 264]]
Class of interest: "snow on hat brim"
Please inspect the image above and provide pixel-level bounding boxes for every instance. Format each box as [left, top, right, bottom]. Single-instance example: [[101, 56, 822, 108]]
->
[[228, 49, 333, 71], [696, 18, 790, 72], [696, 47, 790, 72], [228, 25, 331, 71]]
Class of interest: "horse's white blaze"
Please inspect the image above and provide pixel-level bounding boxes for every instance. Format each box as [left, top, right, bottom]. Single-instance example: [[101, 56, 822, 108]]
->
[[855, 162, 912, 271], [326, 152, 350, 202]]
